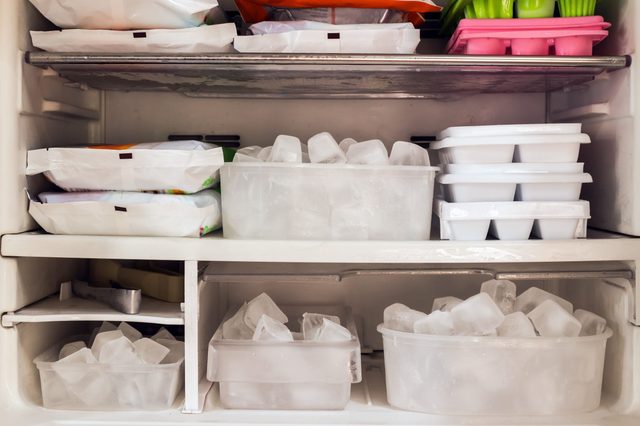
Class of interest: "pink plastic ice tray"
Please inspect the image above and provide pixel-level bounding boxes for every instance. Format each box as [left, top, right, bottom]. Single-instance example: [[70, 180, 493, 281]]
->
[[447, 17, 610, 56]]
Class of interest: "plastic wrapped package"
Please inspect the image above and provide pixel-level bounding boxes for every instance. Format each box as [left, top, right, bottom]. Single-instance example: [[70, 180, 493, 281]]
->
[[268, 8, 410, 24], [29, 190, 222, 237], [30, 24, 236, 54], [28, 0, 219, 29], [235, 21, 420, 53], [27, 141, 225, 194]]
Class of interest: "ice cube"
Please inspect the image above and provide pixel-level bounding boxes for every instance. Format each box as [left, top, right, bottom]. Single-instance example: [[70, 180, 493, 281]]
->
[[234, 146, 263, 162], [574, 309, 607, 336], [527, 299, 582, 337], [450, 293, 505, 336], [268, 135, 302, 163], [156, 338, 185, 364], [432, 296, 462, 312], [346, 140, 389, 165], [383, 303, 427, 332], [58, 347, 96, 364], [91, 330, 124, 357], [413, 310, 455, 335], [339, 138, 358, 153], [497, 312, 536, 337], [222, 303, 253, 339], [389, 141, 431, 166], [307, 132, 347, 164], [515, 287, 573, 314], [133, 338, 171, 364], [151, 327, 176, 342], [302, 313, 341, 340], [53, 348, 98, 385], [252, 314, 294, 342], [89, 321, 117, 346], [93, 331, 141, 364], [481, 279, 517, 314], [309, 318, 351, 342], [257, 146, 272, 161], [58, 341, 87, 360], [118, 322, 142, 342], [244, 293, 288, 329]]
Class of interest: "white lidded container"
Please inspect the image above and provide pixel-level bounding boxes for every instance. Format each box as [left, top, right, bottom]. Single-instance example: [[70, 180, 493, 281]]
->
[[377, 325, 612, 415], [220, 163, 439, 240], [34, 343, 184, 411], [443, 162, 585, 174], [207, 306, 361, 410], [430, 133, 591, 165], [438, 173, 593, 202], [437, 123, 582, 139], [436, 199, 591, 241]]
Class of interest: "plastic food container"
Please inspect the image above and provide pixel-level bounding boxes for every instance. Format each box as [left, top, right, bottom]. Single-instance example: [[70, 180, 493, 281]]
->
[[436, 199, 590, 240], [438, 173, 592, 202], [447, 17, 609, 56], [444, 163, 584, 174], [34, 344, 184, 411], [378, 324, 612, 415], [220, 163, 438, 240], [437, 123, 581, 139], [207, 305, 361, 410], [430, 133, 591, 164]]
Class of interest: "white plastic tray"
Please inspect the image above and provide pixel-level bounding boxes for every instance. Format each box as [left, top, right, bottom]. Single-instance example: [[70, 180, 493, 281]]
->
[[430, 133, 591, 164], [443, 163, 584, 174], [436, 199, 590, 241], [378, 325, 611, 415], [438, 173, 593, 202], [207, 305, 361, 410], [437, 123, 582, 139]]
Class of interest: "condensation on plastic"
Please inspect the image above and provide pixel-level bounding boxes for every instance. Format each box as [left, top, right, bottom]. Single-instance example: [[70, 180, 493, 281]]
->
[[34, 343, 184, 411], [29, 190, 222, 237], [28, 0, 219, 29], [27, 141, 225, 194], [378, 324, 612, 415], [235, 21, 420, 53], [268, 8, 409, 24], [30, 24, 237, 54], [207, 305, 361, 410], [220, 163, 438, 240]]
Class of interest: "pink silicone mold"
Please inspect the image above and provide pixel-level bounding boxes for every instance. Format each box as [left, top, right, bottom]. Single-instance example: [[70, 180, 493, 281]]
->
[[447, 17, 610, 56]]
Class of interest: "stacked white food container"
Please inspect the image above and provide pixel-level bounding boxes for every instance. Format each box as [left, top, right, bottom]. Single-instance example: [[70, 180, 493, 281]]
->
[[430, 123, 593, 241]]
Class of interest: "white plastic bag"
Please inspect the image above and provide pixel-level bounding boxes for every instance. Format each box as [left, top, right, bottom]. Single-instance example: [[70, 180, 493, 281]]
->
[[30, 190, 222, 237], [31, 24, 237, 53], [27, 140, 225, 193], [29, 0, 219, 29], [234, 21, 420, 53]]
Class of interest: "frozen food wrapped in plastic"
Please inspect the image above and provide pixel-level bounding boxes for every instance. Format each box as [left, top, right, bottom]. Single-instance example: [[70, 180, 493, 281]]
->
[[234, 21, 420, 53], [30, 24, 236, 54], [29, 190, 222, 237], [28, 0, 219, 29], [27, 140, 224, 193], [268, 8, 410, 24]]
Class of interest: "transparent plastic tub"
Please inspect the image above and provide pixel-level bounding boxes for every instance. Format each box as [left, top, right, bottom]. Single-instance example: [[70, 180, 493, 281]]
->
[[378, 324, 612, 415], [220, 163, 438, 240], [207, 305, 362, 410], [34, 344, 184, 411]]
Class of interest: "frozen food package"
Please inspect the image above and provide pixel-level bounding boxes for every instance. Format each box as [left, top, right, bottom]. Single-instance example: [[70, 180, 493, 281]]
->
[[28, 0, 219, 30], [27, 141, 225, 193], [29, 190, 222, 237], [30, 24, 236, 54], [268, 8, 410, 24], [234, 21, 420, 53], [235, 0, 441, 24]]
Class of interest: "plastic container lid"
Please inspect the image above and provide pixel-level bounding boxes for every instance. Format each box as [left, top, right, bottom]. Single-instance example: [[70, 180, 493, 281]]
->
[[430, 133, 591, 150], [444, 163, 584, 174], [436, 199, 591, 220], [438, 172, 593, 184], [438, 123, 582, 139]]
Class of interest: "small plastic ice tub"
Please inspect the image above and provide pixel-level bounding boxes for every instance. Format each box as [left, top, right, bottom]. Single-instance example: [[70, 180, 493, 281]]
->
[[378, 324, 612, 415], [207, 305, 361, 410], [220, 163, 439, 240], [34, 344, 184, 411], [436, 199, 591, 241], [430, 133, 591, 165], [438, 173, 592, 202]]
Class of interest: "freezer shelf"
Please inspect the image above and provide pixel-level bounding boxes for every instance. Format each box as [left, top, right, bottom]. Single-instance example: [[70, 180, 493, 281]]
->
[[2, 230, 637, 263], [1, 295, 184, 326], [25, 53, 630, 98]]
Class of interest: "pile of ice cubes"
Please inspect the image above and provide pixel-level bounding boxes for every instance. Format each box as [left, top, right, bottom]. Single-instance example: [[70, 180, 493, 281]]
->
[[384, 280, 607, 338], [44, 322, 184, 409], [233, 132, 431, 166], [57, 322, 183, 365], [222, 293, 352, 342]]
